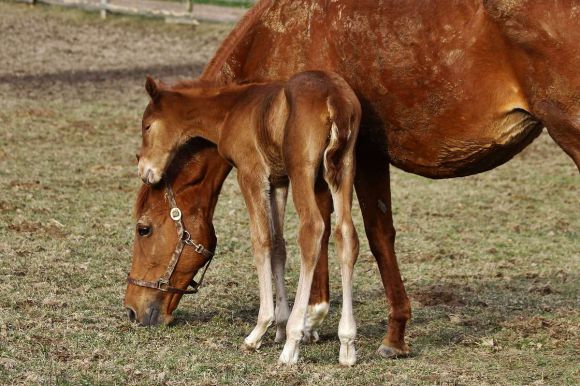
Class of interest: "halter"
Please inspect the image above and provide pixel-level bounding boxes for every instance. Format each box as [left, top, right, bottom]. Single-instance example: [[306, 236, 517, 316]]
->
[[127, 181, 215, 295]]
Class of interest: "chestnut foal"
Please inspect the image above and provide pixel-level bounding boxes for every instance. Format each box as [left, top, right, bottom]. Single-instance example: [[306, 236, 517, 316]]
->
[[138, 71, 361, 365]]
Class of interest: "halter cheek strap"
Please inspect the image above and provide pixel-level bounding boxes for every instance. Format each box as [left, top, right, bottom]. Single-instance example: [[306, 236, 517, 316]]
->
[[127, 181, 215, 295]]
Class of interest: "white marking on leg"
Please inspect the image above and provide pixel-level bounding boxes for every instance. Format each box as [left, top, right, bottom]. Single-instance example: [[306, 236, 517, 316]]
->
[[278, 268, 314, 365], [303, 302, 329, 343], [243, 249, 275, 350], [279, 218, 324, 365], [330, 175, 358, 366], [241, 179, 277, 351]]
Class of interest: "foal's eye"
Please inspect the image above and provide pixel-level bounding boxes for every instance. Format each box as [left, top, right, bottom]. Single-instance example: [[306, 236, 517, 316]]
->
[[137, 225, 152, 237], [143, 124, 151, 132]]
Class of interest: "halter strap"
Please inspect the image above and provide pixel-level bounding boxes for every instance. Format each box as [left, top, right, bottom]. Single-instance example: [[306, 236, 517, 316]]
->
[[127, 181, 214, 295]]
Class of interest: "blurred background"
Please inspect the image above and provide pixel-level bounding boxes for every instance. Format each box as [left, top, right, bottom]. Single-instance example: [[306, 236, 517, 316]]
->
[[14, 0, 255, 23]]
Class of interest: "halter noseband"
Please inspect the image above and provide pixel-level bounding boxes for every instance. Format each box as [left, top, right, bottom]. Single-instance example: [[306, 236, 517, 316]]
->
[[127, 181, 215, 295]]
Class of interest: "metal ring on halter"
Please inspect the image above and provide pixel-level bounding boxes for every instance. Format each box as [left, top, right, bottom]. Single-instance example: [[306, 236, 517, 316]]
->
[[170, 207, 182, 221]]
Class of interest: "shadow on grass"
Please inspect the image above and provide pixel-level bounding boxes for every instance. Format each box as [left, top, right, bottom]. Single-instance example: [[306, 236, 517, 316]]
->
[[153, 269, 574, 357], [0, 62, 206, 88]]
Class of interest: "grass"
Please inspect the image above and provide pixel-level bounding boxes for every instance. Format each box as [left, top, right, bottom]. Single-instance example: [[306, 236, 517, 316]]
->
[[0, 2, 578, 385]]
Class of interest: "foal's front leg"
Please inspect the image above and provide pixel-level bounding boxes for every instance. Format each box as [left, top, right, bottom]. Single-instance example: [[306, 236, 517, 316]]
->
[[238, 172, 276, 350]]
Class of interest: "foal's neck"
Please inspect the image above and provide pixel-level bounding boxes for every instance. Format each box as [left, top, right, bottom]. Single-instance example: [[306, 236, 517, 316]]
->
[[180, 85, 249, 144]]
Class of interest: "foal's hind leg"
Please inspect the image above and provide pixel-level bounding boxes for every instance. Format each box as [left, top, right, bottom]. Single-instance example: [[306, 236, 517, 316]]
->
[[278, 167, 326, 365], [327, 153, 359, 366], [303, 183, 332, 343]]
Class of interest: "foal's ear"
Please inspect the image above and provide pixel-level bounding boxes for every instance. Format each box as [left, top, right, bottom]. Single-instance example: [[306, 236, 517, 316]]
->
[[145, 76, 161, 102]]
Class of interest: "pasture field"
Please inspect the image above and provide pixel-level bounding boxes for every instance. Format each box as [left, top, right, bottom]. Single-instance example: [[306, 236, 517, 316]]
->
[[0, 2, 578, 385]]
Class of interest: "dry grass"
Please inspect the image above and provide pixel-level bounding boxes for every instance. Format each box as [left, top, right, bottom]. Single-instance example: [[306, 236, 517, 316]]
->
[[0, 2, 578, 385]]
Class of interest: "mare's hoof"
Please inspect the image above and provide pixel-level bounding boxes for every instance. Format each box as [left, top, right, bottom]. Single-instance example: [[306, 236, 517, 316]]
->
[[376, 343, 410, 359]]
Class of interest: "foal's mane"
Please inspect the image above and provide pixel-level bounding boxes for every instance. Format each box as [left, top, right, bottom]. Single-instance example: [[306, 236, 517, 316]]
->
[[170, 78, 224, 91], [169, 77, 260, 94]]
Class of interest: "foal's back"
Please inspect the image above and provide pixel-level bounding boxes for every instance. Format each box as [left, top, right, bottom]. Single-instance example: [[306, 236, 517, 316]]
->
[[219, 71, 360, 182]]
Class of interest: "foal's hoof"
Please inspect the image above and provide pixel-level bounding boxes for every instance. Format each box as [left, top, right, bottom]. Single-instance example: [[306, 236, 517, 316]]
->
[[339, 341, 356, 366], [278, 341, 300, 365], [376, 343, 410, 359], [241, 340, 261, 352], [301, 329, 320, 344]]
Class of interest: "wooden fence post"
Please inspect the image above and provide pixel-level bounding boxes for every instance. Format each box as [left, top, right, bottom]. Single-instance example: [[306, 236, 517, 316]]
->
[[188, 0, 194, 13], [100, 0, 108, 19]]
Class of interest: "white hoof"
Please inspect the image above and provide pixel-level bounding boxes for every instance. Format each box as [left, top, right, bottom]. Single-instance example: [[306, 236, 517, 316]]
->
[[278, 341, 300, 365], [339, 340, 356, 366], [303, 303, 328, 342], [242, 337, 262, 351], [301, 329, 320, 343]]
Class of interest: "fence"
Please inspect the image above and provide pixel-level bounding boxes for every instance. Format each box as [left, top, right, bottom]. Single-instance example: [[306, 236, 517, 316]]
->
[[17, 0, 253, 23]]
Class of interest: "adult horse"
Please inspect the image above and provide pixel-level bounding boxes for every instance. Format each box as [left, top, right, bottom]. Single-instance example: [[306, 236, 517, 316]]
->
[[125, 0, 579, 359]]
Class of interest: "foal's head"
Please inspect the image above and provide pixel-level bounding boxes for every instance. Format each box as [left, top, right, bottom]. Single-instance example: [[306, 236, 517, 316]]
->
[[125, 138, 231, 326], [137, 77, 188, 185], [137, 77, 224, 186]]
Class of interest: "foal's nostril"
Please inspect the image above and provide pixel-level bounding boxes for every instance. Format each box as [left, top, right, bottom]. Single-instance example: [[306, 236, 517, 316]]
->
[[126, 307, 136, 322]]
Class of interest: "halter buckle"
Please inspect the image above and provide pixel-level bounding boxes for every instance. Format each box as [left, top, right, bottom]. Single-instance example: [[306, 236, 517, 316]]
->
[[194, 244, 205, 254], [170, 207, 182, 221], [156, 278, 169, 290]]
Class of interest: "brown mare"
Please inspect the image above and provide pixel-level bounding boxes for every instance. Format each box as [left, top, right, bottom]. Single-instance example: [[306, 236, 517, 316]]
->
[[136, 71, 361, 365], [125, 0, 579, 360]]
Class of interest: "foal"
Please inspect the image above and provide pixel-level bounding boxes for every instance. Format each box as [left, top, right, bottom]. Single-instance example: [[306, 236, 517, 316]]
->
[[137, 71, 361, 366]]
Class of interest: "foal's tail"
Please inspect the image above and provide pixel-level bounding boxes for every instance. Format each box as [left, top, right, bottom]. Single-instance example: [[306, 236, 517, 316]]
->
[[323, 95, 360, 190]]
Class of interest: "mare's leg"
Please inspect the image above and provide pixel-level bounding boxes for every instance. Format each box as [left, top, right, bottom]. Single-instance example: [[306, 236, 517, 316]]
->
[[328, 152, 359, 366], [544, 113, 580, 171], [354, 138, 411, 358], [270, 184, 291, 343], [278, 167, 325, 365], [238, 172, 276, 350], [303, 182, 332, 343]]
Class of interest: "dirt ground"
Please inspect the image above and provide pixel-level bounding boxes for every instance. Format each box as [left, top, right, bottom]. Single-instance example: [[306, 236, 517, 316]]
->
[[40, 0, 248, 23], [0, 2, 578, 385]]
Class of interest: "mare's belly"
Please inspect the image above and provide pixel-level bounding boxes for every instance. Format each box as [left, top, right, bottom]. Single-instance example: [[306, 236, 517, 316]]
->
[[383, 109, 544, 178]]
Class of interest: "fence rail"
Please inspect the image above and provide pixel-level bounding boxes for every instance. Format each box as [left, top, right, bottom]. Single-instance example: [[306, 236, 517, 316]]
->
[[16, 0, 250, 23]]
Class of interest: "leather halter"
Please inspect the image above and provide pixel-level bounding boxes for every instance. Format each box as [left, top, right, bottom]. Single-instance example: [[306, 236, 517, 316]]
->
[[127, 181, 215, 295]]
